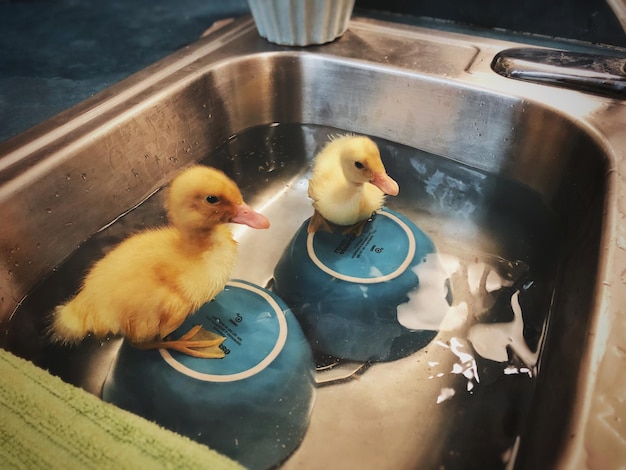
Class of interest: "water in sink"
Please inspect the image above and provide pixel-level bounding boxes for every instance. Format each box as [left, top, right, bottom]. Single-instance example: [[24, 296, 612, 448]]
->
[[6, 123, 560, 469]]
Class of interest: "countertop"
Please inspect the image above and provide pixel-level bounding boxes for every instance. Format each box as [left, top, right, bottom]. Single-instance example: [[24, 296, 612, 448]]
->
[[1, 0, 625, 143]]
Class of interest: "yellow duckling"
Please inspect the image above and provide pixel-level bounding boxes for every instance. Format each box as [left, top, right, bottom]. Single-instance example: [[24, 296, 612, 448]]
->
[[50, 165, 270, 358], [307, 134, 399, 235]]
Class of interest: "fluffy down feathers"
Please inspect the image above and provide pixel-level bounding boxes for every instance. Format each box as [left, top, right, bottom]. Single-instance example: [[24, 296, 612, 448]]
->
[[308, 135, 399, 233], [51, 165, 269, 345]]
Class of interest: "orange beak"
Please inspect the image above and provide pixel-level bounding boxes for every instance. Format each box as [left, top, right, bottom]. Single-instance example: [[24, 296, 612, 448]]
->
[[370, 172, 399, 196], [230, 202, 270, 229]]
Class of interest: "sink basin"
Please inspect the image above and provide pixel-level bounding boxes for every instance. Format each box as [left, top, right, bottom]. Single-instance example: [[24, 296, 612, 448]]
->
[[1, 15, 625, 469]]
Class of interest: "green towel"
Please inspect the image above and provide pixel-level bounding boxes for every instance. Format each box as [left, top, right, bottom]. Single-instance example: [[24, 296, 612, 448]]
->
[[0, 349, 244, 470]]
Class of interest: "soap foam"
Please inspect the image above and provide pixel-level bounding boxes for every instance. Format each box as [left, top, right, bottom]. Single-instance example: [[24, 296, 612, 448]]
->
[[467, 290, 541, 371], [430, 337, 480, 399], [486, 269, 514, 293], [436, 387, 456, 404], [467, 262, 485, 296], [396, 253, 460, 331]]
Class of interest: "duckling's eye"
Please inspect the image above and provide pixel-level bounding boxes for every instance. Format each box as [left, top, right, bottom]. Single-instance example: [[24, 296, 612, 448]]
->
[[205, 195, 220, 204], [354, 161, 365, 170]]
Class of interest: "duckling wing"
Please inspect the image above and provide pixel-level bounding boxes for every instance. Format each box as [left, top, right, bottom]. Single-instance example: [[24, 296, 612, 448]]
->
[[50, 230, 189, 342], [51, 227, 237, 343]]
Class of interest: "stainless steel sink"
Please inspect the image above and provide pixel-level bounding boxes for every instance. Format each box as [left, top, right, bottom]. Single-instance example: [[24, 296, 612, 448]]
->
[[2, 15, 626, 469]]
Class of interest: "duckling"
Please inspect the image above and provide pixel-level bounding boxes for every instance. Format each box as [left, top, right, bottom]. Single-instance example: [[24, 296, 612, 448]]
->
[[307, 135, 399, 235], [50, 165, 270, 358]]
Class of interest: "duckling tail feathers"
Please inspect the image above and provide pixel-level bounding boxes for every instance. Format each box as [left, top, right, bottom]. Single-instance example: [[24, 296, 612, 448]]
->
[[48, 302, 88, 345]]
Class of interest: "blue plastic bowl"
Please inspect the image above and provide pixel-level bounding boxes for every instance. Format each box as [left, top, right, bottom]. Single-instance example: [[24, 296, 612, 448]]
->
[[102, 280, 316, 469], [272, 208, 448, 362]]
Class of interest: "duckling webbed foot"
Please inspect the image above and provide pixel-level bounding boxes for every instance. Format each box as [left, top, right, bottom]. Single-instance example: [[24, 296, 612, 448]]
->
[[309, 210, 373, 236], [133, 325, 226, 358], [341, 212, 378, 236], [308, 210, 337, 234], [340, 219, 369, 236]]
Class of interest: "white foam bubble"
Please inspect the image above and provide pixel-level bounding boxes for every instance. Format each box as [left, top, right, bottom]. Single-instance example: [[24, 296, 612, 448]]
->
[[467, 290, 541, 370], [396, 253, 460, 331], [438, 302, 468, 332], [467, 262, 485, 296], [485, 269, 514, 293], [436, 387, 456, 404]]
